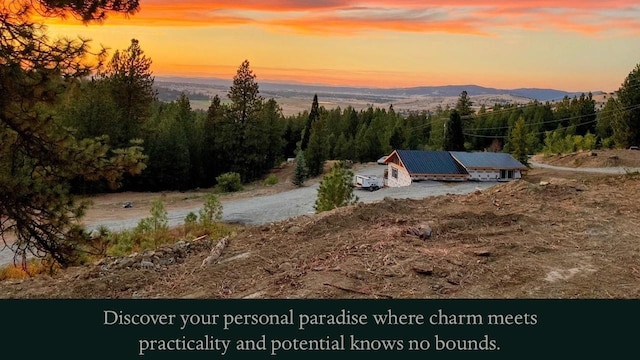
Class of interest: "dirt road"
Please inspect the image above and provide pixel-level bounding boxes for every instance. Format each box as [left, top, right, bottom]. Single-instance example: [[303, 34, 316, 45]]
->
[[84, 165, 496, 231], [0, 164, 496, 266], [529, 160, 640, 174]]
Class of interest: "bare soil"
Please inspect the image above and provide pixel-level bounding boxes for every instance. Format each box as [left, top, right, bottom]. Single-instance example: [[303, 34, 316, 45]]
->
[[2, 161, 639, 299], [78, 160, 362, 228], [531, 149, 640, 169]]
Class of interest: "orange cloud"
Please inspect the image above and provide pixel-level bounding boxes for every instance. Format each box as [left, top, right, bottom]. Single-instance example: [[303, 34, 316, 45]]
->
[[40, 1, 640, 37]]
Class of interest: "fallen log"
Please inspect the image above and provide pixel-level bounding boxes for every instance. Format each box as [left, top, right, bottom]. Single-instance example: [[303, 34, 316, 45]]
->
[[201, 237, 229, 268]]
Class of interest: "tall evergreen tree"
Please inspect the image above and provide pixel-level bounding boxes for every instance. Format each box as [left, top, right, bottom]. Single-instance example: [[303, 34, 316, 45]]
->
[[615, 63, 640, 147], [0, 0, 146, 266], [443, 110, 465, 151], [456, 91, 474, 118], [300, 94, 320, 151], [202, 95, 223, 185], [59, 79, 120, 142], [507, 117, 532, 166], [176, 93, 201, 187], [102, 38, 156, 147], [305, 120, 327, 177], [389, 126, 405, 150], [227, 59, 262, 125]]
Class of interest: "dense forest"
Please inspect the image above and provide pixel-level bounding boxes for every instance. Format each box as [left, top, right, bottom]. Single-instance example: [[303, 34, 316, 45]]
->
[[58, 37, 640, 192]]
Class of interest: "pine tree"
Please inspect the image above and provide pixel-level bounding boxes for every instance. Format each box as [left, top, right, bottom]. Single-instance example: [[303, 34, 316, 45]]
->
[[102, 38, 156, 147], [315, 162, 358, 213], [228, 59, 262, 125], [614, 63, 640, 147], [456, 90, 474, 117], [389, 126, 405, 150], [292, 151, 308, 187], [1, 0, 146, 266], [507, 117, 532, 166], [305, 120, 327, 177], [444, 110, 465, 151], [300, 94, 320, 150]]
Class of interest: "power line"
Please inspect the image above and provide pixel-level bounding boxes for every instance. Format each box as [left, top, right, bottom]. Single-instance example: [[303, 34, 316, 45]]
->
[[403, 98, 640, 136], [463, 118, 600, 139], [465, 102, 640, 133], [462, 103, 640, 139]]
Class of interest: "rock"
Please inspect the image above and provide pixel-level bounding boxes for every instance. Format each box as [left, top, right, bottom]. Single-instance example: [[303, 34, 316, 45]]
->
[[287, 226, 302, 234], [473, 250, 491, 257], [94, 258, 107, 266], [539, 181, 550, 186], [279, 262, 294, 272], [421, 225, 432, 240], [116, 257, 135, 269], [140, 260, 154, 269], [412, 264, 434, 276]]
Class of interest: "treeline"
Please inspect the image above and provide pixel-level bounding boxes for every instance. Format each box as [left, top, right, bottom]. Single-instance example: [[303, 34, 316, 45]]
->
[[60, 39, 640, 193], [155, 86, 210, 102], [60, 41, 284, 192]]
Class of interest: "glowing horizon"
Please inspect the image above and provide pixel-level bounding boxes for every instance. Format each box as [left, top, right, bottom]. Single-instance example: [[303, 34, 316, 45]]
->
[[42, 1, 640, 92]]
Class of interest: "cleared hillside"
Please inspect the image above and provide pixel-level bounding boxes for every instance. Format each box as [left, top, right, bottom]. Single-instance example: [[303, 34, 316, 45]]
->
[[2, 165, 639, 299]]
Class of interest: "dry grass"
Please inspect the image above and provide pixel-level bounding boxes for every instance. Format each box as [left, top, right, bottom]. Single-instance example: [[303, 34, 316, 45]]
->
[[0, 260, 55, 281]]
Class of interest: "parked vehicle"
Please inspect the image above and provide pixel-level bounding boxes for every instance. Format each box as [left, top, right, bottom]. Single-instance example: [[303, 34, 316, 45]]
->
[[354, 175, 384, 191]]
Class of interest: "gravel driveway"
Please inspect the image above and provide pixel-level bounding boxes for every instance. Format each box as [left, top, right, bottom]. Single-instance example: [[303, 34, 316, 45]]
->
[[89, 164, 496, 230], [0, 164, 497, 266]]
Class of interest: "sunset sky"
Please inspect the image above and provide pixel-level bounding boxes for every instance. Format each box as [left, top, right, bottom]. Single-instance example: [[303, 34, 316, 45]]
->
[[44, 0, 640, 92]]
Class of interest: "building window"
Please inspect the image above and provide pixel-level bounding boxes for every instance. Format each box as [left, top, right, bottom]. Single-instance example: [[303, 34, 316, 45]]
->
[[392, 168, 398, 179], [500, 170, 515, 179]]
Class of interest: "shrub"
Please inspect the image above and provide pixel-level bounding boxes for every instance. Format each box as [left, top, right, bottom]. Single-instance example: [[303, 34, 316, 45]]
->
[[263, 174, 278, 186], [136, 198, 168, 234], [199, 194, 223, 226], [184, 212, 197, 225], [315, 161, 358, 213], [216, 172, 243, 193], [0, 259, 53, 280], [107, 230, 137, 257], [601, 137, 615, 149]]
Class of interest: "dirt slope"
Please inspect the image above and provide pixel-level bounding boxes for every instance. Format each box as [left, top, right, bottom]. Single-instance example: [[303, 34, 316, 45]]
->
[[2, 168, 639, 299], [531, 149, 640, 168]]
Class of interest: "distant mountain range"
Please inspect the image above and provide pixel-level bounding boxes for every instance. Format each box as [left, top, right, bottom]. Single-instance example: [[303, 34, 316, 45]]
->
[[156, 76, 602, 102]]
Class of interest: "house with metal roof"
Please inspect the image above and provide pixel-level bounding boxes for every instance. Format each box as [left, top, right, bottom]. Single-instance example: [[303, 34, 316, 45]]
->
[[383, 150, 469, 187], [449, 151, 527, 182], [382, 150, 527, 187]]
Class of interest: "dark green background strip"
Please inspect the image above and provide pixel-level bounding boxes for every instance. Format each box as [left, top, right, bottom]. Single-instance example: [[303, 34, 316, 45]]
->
[[2, 299, 636, 359]]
